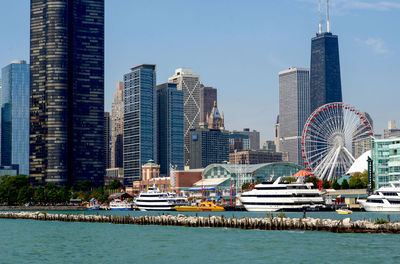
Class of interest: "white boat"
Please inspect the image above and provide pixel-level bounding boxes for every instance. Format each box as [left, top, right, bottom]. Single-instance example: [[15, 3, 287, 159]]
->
[[359, 182, 400, 212], [109, 198, 133, 211], [239, 177, 326, 212], [135, 186, 187, 211]]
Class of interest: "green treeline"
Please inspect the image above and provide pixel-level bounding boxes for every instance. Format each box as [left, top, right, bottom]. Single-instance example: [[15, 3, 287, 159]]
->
[[0, 175, 123, 205]]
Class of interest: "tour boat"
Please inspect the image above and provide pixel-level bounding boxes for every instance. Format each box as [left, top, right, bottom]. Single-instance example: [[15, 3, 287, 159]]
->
[[359, 182, 400, 212], [87, 198, 100, 210], [109, 199, 133, 211], [174, 202, 225, 212], [135, 185, 187, 211], [239, 177, 326, 212]]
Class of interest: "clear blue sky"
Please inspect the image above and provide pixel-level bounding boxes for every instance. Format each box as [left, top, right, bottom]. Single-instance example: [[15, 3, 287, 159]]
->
[[0, 0, 399, 140]]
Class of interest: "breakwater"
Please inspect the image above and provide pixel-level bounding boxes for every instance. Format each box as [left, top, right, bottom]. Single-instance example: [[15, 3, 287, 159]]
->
[[0, 211, 399, 233]]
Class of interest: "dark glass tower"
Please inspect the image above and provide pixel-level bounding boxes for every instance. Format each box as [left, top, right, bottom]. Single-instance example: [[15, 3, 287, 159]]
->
[[157, 83, 184, 176], [30, 0, 105, 186], [310, 32, 342, 112], [123, 64, 157, 186]]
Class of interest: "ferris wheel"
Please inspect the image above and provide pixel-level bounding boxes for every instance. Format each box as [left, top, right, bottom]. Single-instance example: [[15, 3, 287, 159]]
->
[[301, 102, 373, 181]]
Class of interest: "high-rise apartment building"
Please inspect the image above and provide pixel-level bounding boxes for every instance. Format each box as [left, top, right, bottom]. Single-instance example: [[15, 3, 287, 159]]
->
[[310, 4, 342, 112], [104, 112, 111, 169], [123, 64, 157, 186], [200, 86, 217, 123], [157, 83, 184, 176], [1, 60, 30, 175], [30, 0, 104, 186], [111, 82, 124, 168], [168, 68, 200, 166], [372, 137, 400, 188], [278, 67, 310, 165]]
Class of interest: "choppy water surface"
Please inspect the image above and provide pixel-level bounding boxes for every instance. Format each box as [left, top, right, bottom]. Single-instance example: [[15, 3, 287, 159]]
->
[[1, 211, 400, 264]]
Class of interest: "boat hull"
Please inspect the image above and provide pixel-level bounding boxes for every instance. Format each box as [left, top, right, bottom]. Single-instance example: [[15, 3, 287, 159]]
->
[[359, 201, 400, 212]]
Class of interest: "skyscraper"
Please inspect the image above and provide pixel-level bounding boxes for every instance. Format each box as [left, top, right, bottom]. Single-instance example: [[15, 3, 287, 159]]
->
[[310, 1, 342, 112], [123, 64, 157, 186], [279, 67, 310, 165], [189, 102, 229, 169], [157, 83, 184, 176], [1, 60, 30, 175], [30, 0, 104, 186], [200, 86, 217, 123], [111, 82, 124, 168], [104, 112, 111, 169], [168, 68, 200, 166]]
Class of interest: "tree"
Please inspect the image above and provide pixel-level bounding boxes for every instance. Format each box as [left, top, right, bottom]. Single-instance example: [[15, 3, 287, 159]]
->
[[17, 186, 34, 204], [332, 179, 341, 190], [341, 179, 349, 189], [76, 180, 92, 192], [304, 176, 319, 188], [34, 186, 46, 204], [58, 186, 71, 203], [107, 179, 122, 190], [283, 177, 297, 183], [322, 179, 330, 189]]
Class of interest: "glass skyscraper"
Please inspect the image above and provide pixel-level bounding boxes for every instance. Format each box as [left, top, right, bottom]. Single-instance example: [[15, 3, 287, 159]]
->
[[157, 83, 184, 176], [278, 67, 310, 165], [310, 32, 342, 112], [30, 0, 105, 186], [1, 60, 30, 175], [123, 64, 157, 185]]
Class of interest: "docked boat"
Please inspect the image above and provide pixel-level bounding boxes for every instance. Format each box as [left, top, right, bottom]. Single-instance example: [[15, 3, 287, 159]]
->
[[87, 198, 100, 210], [109, 199, 133, 211], [174, 202, 225, 212], [135, 186, 187, 211], [239, 177, 326, 212], [359, 182, 400, 212], [336, 208, 353, 214]]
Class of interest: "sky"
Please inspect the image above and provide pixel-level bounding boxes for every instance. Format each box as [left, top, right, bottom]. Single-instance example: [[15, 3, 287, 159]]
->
[[0, 0, 399, 141]]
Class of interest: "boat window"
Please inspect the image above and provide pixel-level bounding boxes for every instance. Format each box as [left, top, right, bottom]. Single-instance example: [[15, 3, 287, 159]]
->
[[388, 200, 400, 204], [381, 192, 398, 196], [366, 199, 384, 203], [254, 187, 286, 190]]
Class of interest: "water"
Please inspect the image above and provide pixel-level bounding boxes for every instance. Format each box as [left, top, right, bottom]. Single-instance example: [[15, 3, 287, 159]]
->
[[1, 211, 400, 264]]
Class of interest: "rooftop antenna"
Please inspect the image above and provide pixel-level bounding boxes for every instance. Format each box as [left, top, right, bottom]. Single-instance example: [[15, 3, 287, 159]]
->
[[318, 0, 322, 34], [326, 0, 330, 33]]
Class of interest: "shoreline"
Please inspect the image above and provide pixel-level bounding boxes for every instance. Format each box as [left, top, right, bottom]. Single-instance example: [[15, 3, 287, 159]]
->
[[1, 211, 399, 234], [0, 206, 87, 211]]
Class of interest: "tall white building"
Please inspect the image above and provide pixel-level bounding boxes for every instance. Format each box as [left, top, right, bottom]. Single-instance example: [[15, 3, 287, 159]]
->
[[278, 67, 310, 165], [111, 82, 124, 168], [168, 68, 200, 166]]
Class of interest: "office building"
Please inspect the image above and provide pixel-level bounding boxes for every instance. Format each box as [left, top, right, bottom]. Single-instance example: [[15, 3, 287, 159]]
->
[[123, 64, 157, 185], [1, 60, 30, 175], [157, 82, 184, 176], [189, 103, 229, 169], [200, 86, 217, 123], [384, 121, 400, 139], [30, 0, 104, 186], [371, 137, 400, 188], [104, 112, 111, 169], [262, 140, 276, 152], [111, 82, 124, 168], [352, 112, 373, 159], [278, 67, 310, 165], [231, 129, 260, 150], [229, 150, 288, 165], [229, 133, 250, 153], [168, 68, 200, 166], [310, 2, 342, 112]]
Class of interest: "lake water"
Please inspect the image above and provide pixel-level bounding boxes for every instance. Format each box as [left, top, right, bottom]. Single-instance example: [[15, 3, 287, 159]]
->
[[1, 211, 400, 264]]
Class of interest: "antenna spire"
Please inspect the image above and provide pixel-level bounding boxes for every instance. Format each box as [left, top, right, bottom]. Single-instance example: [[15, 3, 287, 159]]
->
[[326, 0, 330, 32], [318, 0, 322, 34]]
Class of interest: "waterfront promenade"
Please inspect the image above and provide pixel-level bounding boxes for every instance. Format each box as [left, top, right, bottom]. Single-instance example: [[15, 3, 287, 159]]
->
[[1, 211, 399, 234]]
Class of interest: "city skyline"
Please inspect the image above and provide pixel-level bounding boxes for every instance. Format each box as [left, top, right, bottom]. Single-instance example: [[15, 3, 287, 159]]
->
[[0, 0, 399, 140]]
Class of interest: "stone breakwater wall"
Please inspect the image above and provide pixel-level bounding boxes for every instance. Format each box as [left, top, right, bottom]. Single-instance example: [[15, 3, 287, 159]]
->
[[1, 212, 399, 233]]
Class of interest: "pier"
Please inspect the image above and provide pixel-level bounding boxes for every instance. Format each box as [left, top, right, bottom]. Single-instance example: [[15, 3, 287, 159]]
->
[[1, 211, 400, 234]]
